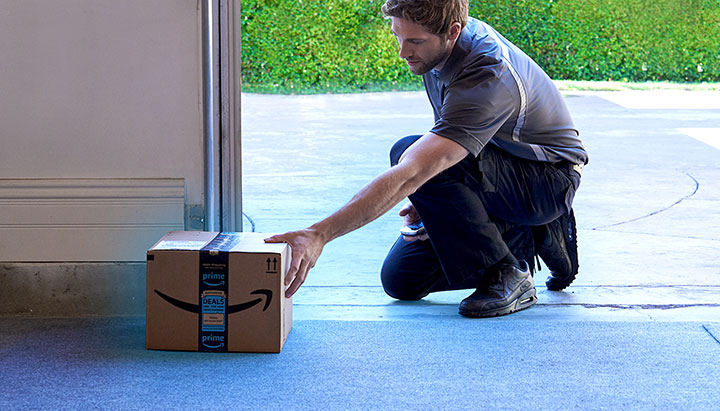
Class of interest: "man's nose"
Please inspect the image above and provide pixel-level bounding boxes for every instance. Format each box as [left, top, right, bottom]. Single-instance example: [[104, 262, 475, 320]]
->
[[398, 40, 412, 59]]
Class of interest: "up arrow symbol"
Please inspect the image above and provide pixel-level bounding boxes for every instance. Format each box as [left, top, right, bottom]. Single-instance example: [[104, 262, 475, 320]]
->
[[266, 257, 278, 273]]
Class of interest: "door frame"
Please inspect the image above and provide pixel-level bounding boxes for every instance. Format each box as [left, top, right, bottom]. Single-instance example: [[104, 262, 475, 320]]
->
[[203, 0, 243, 232]]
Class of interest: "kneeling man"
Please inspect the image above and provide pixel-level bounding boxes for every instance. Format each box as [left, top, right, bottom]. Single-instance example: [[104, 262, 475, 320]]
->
[[267, 0, 588, 318]]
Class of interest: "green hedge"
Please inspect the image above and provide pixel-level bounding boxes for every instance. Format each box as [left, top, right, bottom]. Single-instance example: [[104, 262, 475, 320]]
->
[[241, 0, 720, 93]]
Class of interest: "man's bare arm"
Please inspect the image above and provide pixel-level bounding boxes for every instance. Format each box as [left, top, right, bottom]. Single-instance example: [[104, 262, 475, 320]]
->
[[265, 132, 468, 297]]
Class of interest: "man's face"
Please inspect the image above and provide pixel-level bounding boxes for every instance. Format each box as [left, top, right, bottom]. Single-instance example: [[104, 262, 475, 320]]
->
[[390, 17, 454, 75]]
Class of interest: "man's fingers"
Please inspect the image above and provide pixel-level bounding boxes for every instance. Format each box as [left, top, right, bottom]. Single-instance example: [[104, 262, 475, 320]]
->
[[285, 261, 298, 286], [399, 203, 421, 225], [402, 226, 430, 242], [402, 233, 429, 242], [285, 245, 312, 292], [263, 229, 319, 297], [285, 248, 303, 285], [285, 259, 309, 298], [264, 234, 285, 243]]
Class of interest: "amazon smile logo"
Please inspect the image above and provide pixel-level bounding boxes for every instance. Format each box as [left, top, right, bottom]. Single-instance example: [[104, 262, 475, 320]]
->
[[154, 289, 273, 314], [202, 272, 226, 287], [201, 333, 226, 349]]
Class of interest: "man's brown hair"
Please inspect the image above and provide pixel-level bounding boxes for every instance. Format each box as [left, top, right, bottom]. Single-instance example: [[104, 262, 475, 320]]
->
[[381, 0, 469, 36]]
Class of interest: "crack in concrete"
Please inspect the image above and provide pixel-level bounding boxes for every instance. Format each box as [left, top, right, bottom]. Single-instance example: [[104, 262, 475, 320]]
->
[[571, 303, 720, 310], [584, 228, 720, 242], [304, 285, 720, 289], [561, 284, 720, 289], [640, 308, 655, 321], [702, 324, 720, 346], [510, 302, 720, 310], [591, 169, 699, 230], [294, 302, 720, 309]]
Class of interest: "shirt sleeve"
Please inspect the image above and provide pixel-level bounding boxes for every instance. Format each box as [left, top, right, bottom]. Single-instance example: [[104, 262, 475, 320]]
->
[[430, 72, 517, 157]]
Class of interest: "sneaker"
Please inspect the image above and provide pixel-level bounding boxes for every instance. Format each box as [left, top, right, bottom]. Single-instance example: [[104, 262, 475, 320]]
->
[[535, 209, 579, 291], [458, 261, 538, 318]]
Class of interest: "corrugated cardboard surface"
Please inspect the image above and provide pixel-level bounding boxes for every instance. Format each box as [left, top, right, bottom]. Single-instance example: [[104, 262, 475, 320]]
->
[[146, 232, 292, 353]]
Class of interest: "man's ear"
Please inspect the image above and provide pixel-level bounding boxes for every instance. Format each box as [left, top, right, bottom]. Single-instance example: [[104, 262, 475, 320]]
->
[[447, 22, 462, 42]]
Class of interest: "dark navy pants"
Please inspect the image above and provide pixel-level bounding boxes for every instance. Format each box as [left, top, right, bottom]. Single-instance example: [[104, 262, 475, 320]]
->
[[381, 135, 581, 300]]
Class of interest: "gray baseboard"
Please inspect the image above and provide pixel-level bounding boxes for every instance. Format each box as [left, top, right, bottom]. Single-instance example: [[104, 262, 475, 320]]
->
[[0, 263, 145, 317]]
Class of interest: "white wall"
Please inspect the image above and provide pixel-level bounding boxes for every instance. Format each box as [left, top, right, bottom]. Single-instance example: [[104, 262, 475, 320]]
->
[[0, 0, 205, 261]]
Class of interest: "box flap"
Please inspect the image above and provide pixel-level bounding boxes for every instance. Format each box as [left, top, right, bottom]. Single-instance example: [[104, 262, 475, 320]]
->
[[149, 231, 218, 251], [228, 232, 288, 254], [149, 231, 289, 254]]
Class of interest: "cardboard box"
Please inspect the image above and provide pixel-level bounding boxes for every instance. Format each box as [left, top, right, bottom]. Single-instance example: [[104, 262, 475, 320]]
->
[[146, 231, 292, 353]]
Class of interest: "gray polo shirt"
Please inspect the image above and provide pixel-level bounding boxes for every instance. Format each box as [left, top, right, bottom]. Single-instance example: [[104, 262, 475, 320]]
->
[[424, 18, 588, 165]]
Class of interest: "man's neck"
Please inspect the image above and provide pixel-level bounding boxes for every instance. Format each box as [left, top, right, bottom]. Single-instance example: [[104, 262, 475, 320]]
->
[[433, 39, 458, 72]]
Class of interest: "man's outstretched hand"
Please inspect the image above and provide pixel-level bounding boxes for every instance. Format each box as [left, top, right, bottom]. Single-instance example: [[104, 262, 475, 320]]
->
[[264, 228, 326, 298]]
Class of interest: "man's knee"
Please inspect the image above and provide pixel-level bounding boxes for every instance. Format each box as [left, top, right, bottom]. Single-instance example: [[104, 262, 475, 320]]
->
[[390, 135, 423, 166], [380, 258, 428, 301], [381, 281, 427, 301]]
